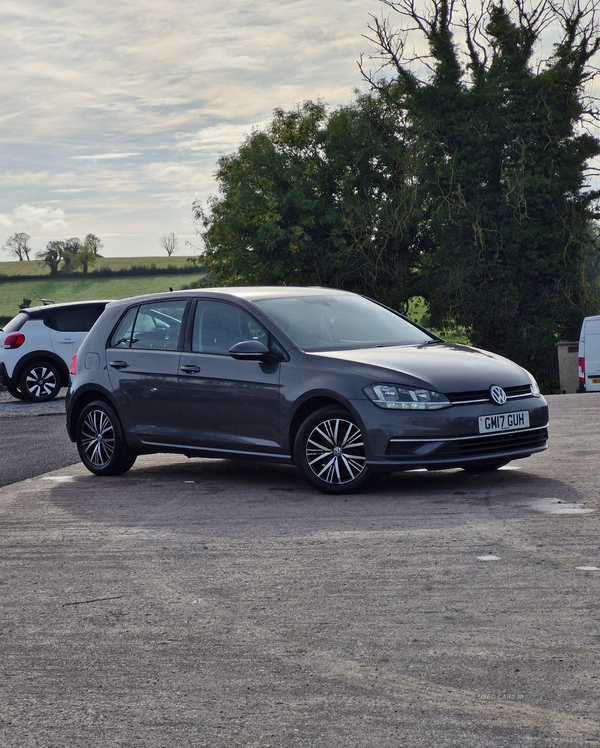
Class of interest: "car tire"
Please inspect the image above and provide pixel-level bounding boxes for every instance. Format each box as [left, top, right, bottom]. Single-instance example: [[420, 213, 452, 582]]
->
[[5, 382, 26, 400], [19, 360, 62, 402], [294, 406, 371, 494], [76, 401, 137, 476]]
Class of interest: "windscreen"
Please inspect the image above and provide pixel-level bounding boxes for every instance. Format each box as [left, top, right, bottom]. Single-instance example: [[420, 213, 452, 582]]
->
[[253, 294, 434, 352]]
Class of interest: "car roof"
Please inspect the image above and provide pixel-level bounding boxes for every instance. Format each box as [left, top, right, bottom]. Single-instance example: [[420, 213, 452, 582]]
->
[[21, 300, 112, 314], [106, 286, 353, 308]]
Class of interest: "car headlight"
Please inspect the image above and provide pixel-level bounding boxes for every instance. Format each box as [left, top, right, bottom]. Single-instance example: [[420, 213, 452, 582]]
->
[[364, 384, 451, 410], [525, 371, 541, 397]]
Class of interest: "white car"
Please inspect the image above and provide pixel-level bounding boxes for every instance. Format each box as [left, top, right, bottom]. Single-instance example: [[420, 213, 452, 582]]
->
[[1, 301, 109, 401]]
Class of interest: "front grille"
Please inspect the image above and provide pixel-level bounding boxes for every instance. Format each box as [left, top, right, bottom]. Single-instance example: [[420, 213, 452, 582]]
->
[[385, 427, 548, 458], [446, 384, 532, 405]]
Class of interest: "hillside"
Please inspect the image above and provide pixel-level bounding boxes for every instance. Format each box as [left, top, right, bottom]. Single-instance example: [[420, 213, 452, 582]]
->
[[0, 257, 203, 324]]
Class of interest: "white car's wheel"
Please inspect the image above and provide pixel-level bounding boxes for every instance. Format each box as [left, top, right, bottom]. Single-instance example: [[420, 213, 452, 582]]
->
[[19, 361, 61, 402]]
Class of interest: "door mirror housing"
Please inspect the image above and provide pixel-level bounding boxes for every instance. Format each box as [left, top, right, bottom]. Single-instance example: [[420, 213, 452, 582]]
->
[[229, 340, 271, 361]]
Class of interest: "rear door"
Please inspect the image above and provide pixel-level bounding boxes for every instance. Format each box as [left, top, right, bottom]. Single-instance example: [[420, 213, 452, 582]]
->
[[106, 299, 188, 444], [46, 303, 107, 367]]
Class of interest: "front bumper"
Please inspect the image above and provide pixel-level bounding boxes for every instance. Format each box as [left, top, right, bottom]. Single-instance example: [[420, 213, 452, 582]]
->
[[350, 395, 549, 472]]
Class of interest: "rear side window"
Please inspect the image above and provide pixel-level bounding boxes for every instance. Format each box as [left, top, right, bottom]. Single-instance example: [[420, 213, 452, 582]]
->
[[3, 312, 29, 333], [45, 304, 106, 332], [110, 300, 187, 350]]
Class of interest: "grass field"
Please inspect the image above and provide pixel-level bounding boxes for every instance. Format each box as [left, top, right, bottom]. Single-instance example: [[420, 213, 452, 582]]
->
[[0, 257, 204, 322], [0, 256, 193, 277]]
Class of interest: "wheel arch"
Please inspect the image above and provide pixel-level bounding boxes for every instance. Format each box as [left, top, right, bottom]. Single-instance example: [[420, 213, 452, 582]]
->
[[288, 393, 363, 462], [14, 351, 70, 388], [67, 386, 122, 442]]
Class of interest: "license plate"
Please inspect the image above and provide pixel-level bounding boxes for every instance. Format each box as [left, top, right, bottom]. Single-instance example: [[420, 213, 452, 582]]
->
[[592, 379, 600, 384], [478, 411, 530, 434]]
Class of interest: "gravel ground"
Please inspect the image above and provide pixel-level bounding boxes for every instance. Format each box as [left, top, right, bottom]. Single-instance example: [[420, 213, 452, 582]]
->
[[0, 386, 67, 416]]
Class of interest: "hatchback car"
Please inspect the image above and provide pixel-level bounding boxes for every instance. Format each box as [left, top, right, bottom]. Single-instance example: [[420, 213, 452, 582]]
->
[[66, 287, 548, 493], [1, 300, 110, 401]]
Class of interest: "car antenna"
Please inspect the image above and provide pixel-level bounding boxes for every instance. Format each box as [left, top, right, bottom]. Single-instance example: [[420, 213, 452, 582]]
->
[[31, 288, 55, 305], [169, 287, 173, 291]]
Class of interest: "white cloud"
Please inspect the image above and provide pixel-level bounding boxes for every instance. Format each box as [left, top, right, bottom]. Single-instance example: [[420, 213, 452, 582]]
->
[[70, 153, 143, 161], [11, 204, 68, 234]]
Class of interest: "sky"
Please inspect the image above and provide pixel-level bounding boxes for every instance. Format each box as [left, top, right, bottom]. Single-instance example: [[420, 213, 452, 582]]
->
[[0, 0, 381, 258], [0, 0, 598, 260]]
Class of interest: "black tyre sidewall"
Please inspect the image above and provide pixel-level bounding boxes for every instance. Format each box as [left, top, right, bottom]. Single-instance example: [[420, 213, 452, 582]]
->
[[19, 361, 61, 402], [294, 406, 371, 494], [76, 400, 136, 476], [5, 382, 26, 400]]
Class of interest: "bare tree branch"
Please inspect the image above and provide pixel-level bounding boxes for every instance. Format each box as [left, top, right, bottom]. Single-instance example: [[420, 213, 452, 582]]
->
[[159, 232, 180, 257]]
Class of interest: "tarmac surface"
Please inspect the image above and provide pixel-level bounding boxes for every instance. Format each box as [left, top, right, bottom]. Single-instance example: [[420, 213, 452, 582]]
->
[[0, 392, 599, 747]]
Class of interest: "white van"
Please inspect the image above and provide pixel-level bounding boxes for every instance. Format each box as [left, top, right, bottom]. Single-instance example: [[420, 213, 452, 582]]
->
[[578, 315, 600, 392]]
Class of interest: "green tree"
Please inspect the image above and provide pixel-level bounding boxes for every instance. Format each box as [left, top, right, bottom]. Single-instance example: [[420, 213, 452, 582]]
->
[[194, 96, 429, 311], [365, 0, 600, 386], [77, 233, 103, 274], [36, 241, 63, 275], [59, 237, 81, 273]]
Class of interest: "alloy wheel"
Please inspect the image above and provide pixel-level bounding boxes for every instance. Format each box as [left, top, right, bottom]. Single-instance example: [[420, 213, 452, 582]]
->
[[22, 365, 59, 401], [80, 408, 116, 468], [305, 417, 366, 485]]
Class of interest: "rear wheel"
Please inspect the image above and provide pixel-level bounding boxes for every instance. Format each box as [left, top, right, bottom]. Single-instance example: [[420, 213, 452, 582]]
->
[[19, 361, 62, 401], [76, 401, 137, 476], [294, 406, 371, 494]]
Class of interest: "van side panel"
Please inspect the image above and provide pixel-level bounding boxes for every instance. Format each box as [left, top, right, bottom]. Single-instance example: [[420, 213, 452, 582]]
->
[[579, 316, 600, 391]]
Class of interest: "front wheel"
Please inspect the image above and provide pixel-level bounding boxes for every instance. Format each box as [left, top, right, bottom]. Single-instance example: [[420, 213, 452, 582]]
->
[[76, 401, 137, 476], [19, 361, 61, 401], [294, 406, 371, 494]]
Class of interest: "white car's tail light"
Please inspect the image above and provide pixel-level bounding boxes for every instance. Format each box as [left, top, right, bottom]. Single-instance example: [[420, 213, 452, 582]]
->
[[3, 333, 25, 349], [70, 354, 77, 375], [579, 357, 585, 384]]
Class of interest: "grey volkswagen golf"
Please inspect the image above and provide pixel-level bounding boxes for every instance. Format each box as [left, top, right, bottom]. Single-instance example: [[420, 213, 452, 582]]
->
[[66, 287, 548, 493]]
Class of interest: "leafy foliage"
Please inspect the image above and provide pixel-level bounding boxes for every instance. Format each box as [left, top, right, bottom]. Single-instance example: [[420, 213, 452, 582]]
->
[[36, 234, 103, 275], [366, 0, 600, 385], [195, 97, 430, 311]]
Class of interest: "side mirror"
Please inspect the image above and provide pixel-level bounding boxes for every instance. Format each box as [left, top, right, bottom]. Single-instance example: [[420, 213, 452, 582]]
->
[[229, 340, 271, 361]]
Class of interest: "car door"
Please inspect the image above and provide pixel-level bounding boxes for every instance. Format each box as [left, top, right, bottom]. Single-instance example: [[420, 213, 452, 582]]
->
[[106, 299, 188, 445], [177, 299, 282, 454], [46, 303, 107, 367]]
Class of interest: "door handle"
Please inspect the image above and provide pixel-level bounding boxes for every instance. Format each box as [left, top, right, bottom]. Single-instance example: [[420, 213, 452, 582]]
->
[[109, 360, 129, 370], [59, 338, 75, 344], [180, 364, 201, 374]]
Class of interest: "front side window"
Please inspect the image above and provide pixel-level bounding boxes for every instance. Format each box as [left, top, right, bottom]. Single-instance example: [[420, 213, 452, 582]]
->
[[110, 300, 187, 350], [110, 307, 138, 348], [192, 300, 268, 355]]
